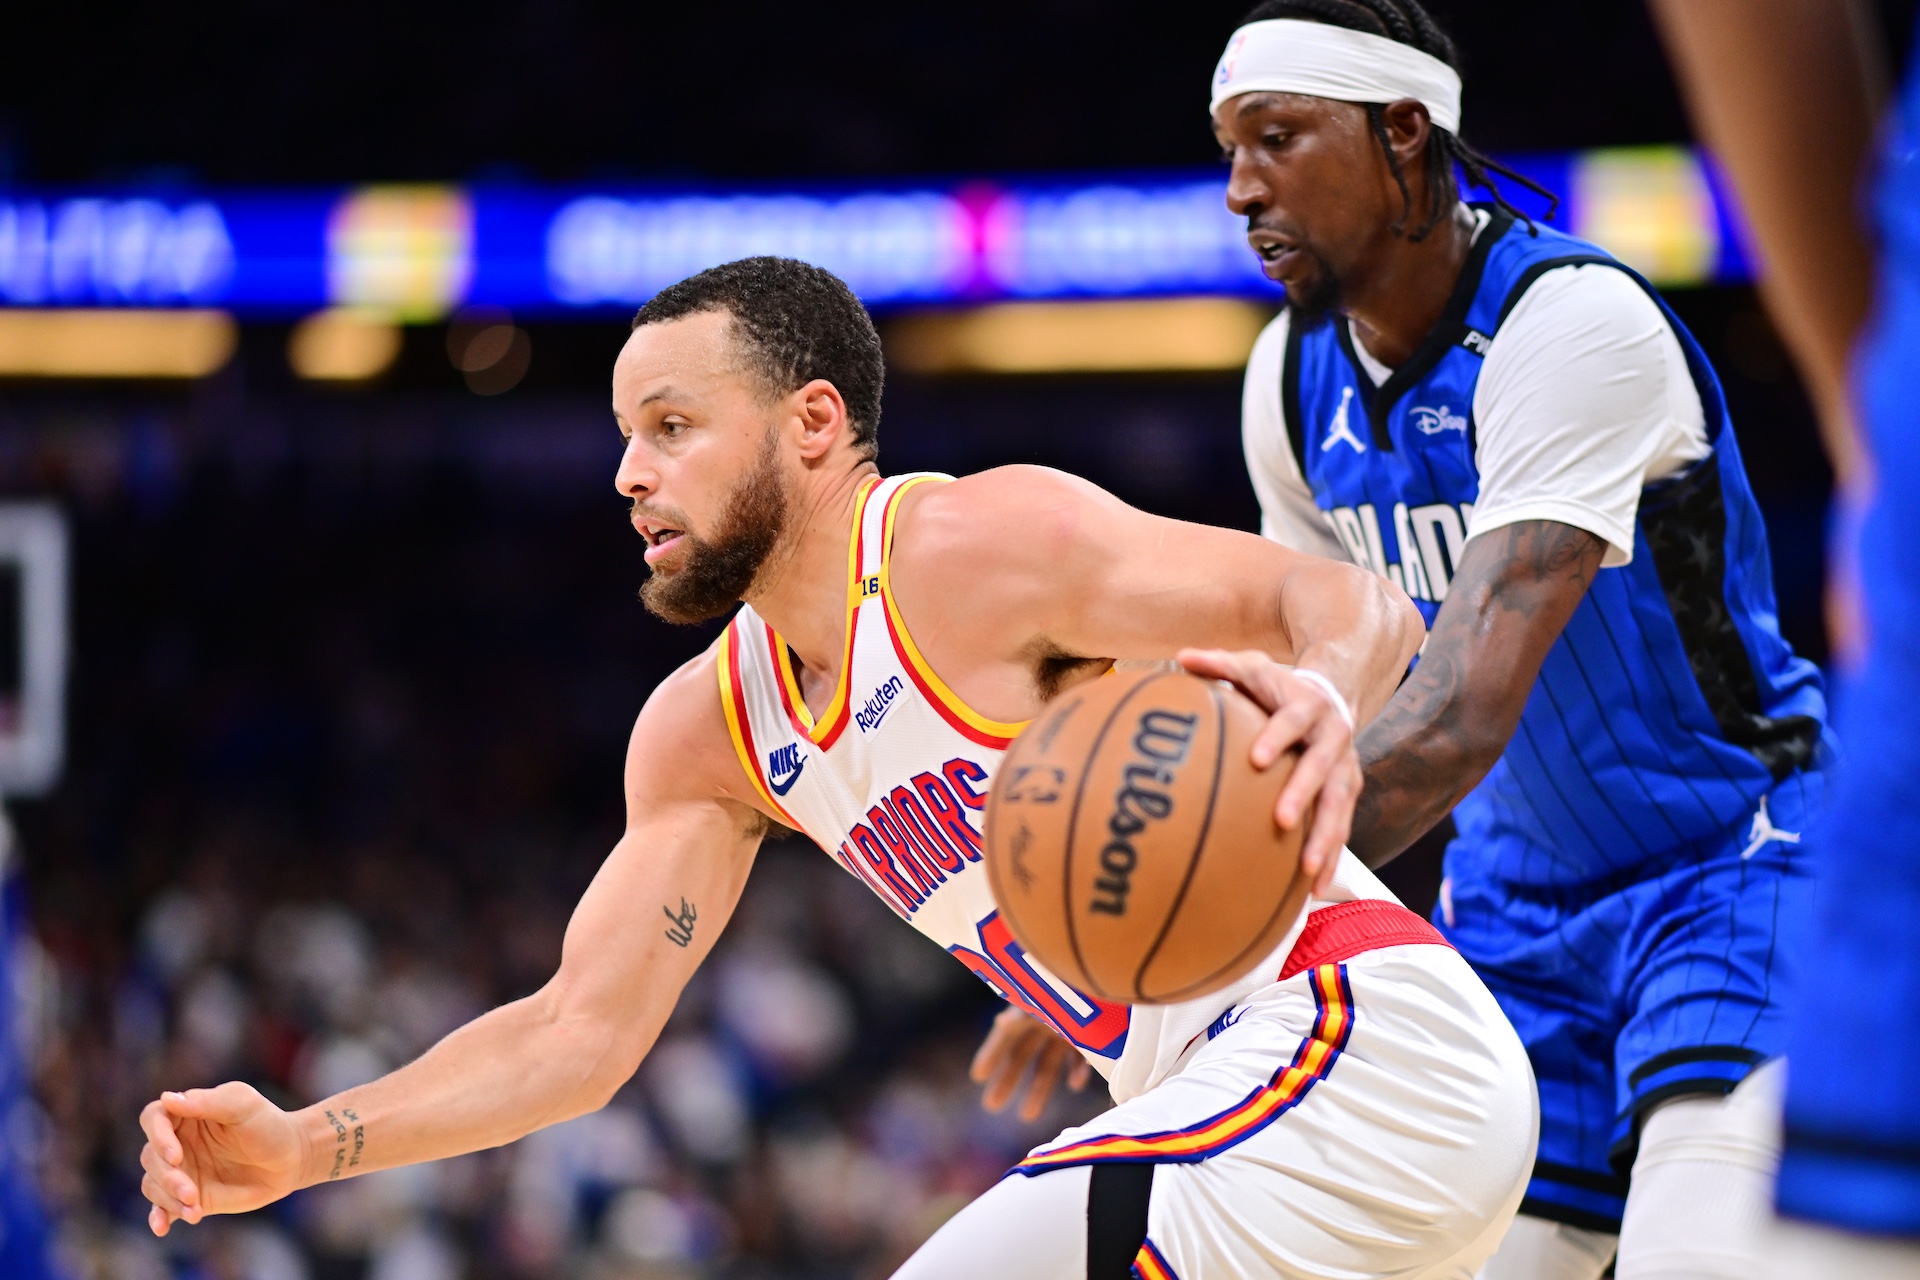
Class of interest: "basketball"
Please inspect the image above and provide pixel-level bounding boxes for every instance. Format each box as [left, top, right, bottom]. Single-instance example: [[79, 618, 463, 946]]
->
[[983, 667, 1312, 1006]]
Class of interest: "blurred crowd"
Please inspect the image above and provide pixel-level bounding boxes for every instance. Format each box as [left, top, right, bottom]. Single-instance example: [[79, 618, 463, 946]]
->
[[25, 831, 1100, 1280]]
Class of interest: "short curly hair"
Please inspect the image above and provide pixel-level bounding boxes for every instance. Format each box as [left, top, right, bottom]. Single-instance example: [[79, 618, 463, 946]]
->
[[631, 257, 884, 460]]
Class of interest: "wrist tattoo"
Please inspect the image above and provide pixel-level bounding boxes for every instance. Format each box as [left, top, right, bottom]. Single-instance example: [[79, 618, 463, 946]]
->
[[323, 1107, 365, 1180], [663, 898, 697, 947]]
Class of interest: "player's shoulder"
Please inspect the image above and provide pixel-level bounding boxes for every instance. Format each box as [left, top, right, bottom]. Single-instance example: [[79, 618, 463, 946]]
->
[[888, 466, 1126, 629], [1494, 260, 1673, 350], [897, 465, 1118, 566]]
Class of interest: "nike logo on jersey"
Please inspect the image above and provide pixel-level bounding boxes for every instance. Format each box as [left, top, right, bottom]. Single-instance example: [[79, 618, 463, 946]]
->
[[767, 742, 806, 795], [1321, 385, 1366, 454], [1410, 404, 1467, 436], [856, 675, 905, 734]]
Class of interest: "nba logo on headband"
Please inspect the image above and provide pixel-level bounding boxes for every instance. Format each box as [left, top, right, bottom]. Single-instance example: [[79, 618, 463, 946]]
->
[[1215, 30, 1249, 88]]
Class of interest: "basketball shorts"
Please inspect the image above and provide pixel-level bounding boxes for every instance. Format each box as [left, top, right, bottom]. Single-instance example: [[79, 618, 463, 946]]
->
[[1438, 773, 1821, 1232], [896, 937, 1537, 1280], [1776, 258, 1920, 1238]]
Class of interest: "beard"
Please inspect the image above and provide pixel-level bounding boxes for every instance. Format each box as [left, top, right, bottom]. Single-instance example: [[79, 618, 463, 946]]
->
[[638, 434, 791, 626], [1281, 246, 1344, 326]]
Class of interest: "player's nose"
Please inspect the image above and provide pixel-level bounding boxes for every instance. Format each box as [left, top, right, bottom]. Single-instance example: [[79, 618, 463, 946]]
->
[[1224, 154, 1269, 218], [613, 436, 658, 500]]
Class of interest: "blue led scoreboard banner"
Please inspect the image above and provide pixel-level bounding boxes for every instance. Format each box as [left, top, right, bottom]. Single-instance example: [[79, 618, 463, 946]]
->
[[0, 146, 1751, 319]]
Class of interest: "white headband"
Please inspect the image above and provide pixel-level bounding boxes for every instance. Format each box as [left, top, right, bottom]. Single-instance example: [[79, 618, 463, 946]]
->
[[1210, 19, 1463, 134]]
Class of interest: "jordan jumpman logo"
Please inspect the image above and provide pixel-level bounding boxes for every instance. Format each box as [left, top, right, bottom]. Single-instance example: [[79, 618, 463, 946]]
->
[[1740, 795, 1802, 860], [1321, 386, 1366, 454]]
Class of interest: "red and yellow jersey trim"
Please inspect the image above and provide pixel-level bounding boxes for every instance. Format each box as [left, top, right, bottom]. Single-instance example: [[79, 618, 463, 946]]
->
[[875, 475, 1030, 751], [715, 621, 803, 830], [1014, 963, 1355, 1172], [1131, 1238, 1180, 1280], [765, 474, 879, 751]]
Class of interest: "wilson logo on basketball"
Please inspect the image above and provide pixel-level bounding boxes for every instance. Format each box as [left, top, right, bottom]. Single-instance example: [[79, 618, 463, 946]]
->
[[984, 668, 1308, 1006], [1090, 710, 1197, 917]]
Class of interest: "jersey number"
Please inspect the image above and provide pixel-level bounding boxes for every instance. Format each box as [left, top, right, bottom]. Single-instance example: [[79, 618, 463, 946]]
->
[[949, 911, 1130, 1060]]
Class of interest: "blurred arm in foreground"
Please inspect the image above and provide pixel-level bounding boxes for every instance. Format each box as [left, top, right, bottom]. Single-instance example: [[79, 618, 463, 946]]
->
[[1649, 0, 1886, 488]]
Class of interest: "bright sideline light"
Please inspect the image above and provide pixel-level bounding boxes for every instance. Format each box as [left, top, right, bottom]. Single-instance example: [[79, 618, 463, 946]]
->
[[1570, 147, 1722, 286], [0, 309, 237, 378], [886, 297, 1273, 374], [288, 308, 403, 381]]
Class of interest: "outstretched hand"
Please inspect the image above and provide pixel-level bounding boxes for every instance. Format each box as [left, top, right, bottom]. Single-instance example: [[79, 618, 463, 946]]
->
[[138, 1082, 307, 1236], [969, 1005, 1092, 1122], [1175, 648, 1359, 897]]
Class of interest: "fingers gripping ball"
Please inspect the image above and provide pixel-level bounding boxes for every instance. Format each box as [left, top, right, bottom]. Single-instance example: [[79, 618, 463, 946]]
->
[[984, 669, 1311, 1005]]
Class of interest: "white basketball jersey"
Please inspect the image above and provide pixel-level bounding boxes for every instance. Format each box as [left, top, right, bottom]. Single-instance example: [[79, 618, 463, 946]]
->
[[716, 472, 1390, 1101]]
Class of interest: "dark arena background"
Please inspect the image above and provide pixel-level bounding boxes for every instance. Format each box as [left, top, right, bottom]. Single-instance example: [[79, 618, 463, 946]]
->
[[0, 2, 1911, 1278]]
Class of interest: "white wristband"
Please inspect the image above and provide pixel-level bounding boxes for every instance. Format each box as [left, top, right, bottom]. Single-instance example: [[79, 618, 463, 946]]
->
[[1290, 668, 1355, 731]]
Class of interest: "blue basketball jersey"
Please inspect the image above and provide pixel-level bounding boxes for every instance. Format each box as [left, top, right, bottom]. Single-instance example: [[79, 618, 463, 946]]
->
[[1776, 34, 1920, 1236], [1281, 208, 1829, 886]]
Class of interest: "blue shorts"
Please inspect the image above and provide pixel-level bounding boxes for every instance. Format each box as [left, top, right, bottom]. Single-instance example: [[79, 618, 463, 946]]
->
[[1776, 257, 1920, 1238], [1438, 772, 1820, 1232]]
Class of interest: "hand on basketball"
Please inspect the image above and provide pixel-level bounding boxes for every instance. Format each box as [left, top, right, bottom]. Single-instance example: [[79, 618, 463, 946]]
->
[[970, 1005, 1093, 1122], [138, 1082, 307, 1236], [1174, 648, 1358, 897]]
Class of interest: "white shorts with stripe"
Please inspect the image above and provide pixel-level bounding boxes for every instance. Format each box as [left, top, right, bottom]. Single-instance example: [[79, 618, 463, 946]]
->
[[898, 940, 1537, 1280]]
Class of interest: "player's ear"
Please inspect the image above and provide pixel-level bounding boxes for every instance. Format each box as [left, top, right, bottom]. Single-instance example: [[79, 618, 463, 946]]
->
[[791, 378, 849, 461], [1378, 99, 1431, 167]]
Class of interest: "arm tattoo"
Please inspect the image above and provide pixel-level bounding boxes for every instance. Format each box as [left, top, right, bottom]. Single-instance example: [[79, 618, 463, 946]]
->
[[1349, 520, 1606, 867], [663, 898, 698, 947], [323, 1107, 364, 1180]]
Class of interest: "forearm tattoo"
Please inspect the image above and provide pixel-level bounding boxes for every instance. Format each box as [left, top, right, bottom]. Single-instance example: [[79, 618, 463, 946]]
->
[[663, 898, 697, 947], [322, 1107, 365, 1180], [1349, 520, 1606, 866]]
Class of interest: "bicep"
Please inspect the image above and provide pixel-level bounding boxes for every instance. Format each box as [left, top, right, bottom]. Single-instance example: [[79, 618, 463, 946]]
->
[[1046, 490, 1365, 663], [551, 796, 760, 1035], [544, 653, 768, 1054], [1428, 519, 1608, 691]]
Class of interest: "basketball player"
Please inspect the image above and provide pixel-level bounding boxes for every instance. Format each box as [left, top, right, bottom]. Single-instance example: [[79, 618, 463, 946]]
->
[[135, 257, 1536, 1278], [1204, 4, 1833, 1278], [1655, 2, 1919, 1275]]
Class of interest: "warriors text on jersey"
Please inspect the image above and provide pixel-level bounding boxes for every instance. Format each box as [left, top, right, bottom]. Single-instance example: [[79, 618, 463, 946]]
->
[[714, 472, 1386, 1103]]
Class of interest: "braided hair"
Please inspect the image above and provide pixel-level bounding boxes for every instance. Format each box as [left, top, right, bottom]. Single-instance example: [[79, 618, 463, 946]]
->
[[1239, 0, 1557, 240]]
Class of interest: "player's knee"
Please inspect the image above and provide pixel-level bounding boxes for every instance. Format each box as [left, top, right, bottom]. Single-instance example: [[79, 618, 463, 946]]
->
[[1634, 1059, 1782, 1174], [1615, 1061, 1783, 1280]]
